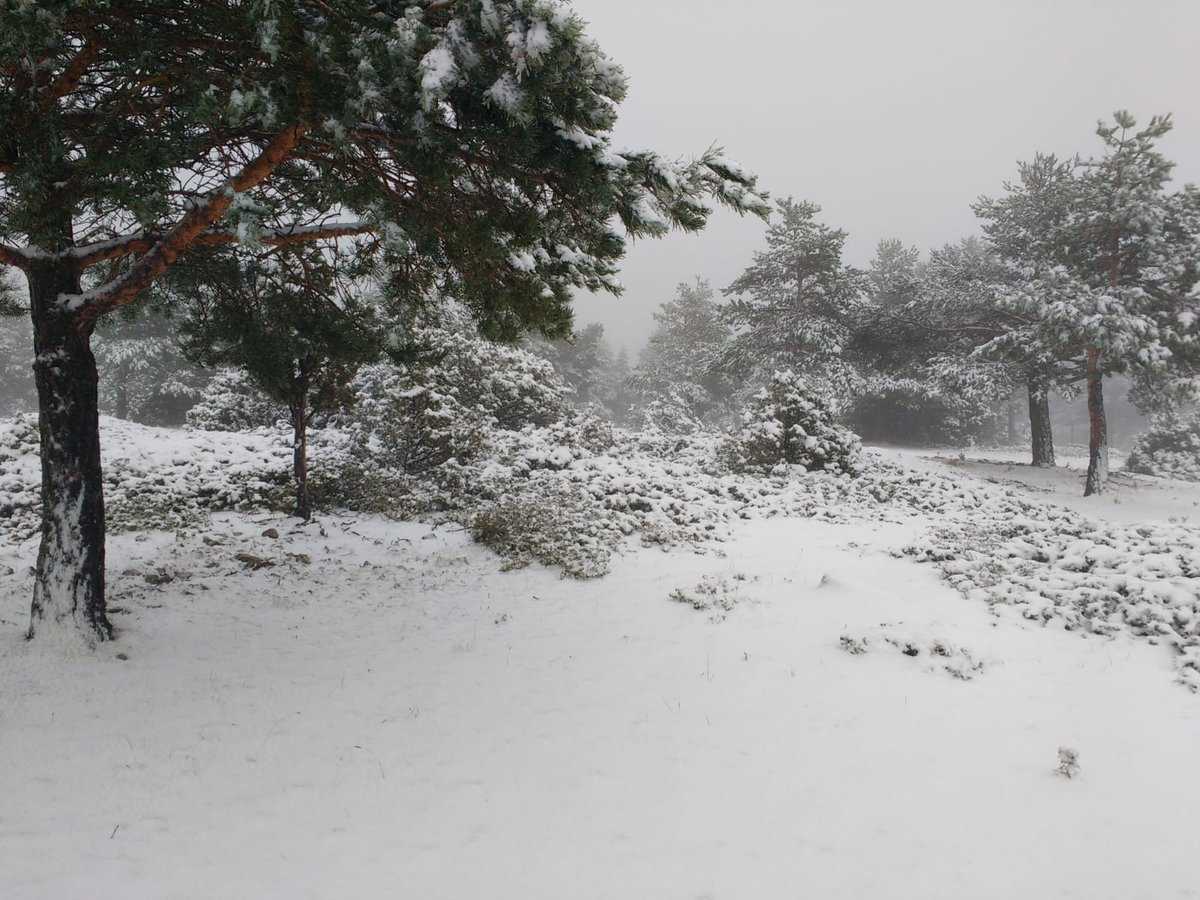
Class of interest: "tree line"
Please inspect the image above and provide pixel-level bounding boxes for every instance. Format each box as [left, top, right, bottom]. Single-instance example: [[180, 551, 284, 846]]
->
[[627, 112, 1200, 490]]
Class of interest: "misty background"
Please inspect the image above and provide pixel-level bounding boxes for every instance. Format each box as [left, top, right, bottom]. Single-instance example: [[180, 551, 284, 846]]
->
[[570, 0, 1200, 354]]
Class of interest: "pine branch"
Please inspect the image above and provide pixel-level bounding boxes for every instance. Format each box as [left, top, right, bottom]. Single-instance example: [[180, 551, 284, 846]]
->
[[44, 38, 100, 105], [73, 221, 375, 268], [67, 124, 309, 317]]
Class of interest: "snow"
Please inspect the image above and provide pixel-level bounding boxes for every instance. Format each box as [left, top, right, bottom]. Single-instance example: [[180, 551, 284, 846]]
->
[[2, 425, 1200, 897]]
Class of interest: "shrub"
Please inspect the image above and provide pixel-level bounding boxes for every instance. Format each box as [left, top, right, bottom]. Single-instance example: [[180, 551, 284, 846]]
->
[[723, 370, 862, 475], [1125, 411, 1200, 482], [186, 368, 285, 432], [469, 475, 619, 578]]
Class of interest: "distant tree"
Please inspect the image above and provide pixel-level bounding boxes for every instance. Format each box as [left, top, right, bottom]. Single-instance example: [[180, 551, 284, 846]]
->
[[178, 246, 386, 520], [0, 2, 768, 642], [601, 345, 634, 423], [529, 322, 614, 410], [631, 279, 735, 425], [865, 239, 921, 309], [93, 306, 207, 424], [722, 199, 866, 407]]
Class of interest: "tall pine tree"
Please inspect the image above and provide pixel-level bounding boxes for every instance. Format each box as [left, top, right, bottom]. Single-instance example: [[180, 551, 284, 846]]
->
[[0, 1, 769, 643]]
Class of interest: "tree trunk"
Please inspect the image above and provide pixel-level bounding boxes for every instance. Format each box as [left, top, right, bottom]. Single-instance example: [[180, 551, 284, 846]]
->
[[290, 394, 311, 521], [1027, 378, 1055, 468], [26, 259, 112, 643], [1006, 396, 1017, 446], [114, 381, 129, 421], [1083, 347, 1108, 496]]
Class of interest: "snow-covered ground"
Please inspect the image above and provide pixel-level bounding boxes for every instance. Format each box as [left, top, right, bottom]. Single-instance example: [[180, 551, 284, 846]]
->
[[2, 432, 1199, 899], [882, 444, 1200, 526]]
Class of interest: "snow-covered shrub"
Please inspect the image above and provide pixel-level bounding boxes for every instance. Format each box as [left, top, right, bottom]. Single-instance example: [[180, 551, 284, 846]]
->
[[1125, 412, 1200, 482], [345, 363, 487, 476], [186, 368, 285, 432], [0, 414, 40, 534], [422, 327, 570, 431], [469, 474, 620, 578], [637, 386, 709, 436], [324, 326, 571, 513], [723, 371, 862, 475]]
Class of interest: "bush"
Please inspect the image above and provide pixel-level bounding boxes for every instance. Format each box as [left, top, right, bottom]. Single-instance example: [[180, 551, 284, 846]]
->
[[723, 370, 862, 475], [186, 368, 285, 432], [1125, 411, 1200, 482], [345, 363, 487, 476], [469, 475, 619, 578]]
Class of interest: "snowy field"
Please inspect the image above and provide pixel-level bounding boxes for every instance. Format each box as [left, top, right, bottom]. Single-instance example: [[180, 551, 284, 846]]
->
[[3, 432, 1200, 899]]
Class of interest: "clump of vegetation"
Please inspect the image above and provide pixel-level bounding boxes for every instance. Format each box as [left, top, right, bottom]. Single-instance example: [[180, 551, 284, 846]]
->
[[187, 369, 286, 433], [469, 479, 618, 579], [723, 370, 862, 475], [1125, 412, 1200, 482]]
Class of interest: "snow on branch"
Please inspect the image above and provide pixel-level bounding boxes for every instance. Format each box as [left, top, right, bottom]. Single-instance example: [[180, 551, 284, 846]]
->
[[0, 241, 29, 270], [72, 221, 375, 268], [62, 124, 309, 316]]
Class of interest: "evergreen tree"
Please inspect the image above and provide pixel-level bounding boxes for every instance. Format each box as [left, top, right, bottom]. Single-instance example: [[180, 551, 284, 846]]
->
[[93, 305, 207, 424], [0, 1, 768, 642], [631, 278, 734, 425], [839, 238, 1008, 447], [721, 199, 866, 407], [977, 113, 1200, 494], [528, 322, 614, 410], [602, 345, 634, 423], [177, 245, 386, 520]]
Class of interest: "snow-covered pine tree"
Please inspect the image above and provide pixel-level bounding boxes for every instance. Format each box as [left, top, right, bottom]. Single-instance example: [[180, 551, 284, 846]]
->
[[630, 278, 736, 427], [842, 238, 1006, 447], [528, 322, 614, 411], [724, 370, 862, 474], [721, 199, 866, 409], [177, 245, 387, 520], [977, 115, 1200, 495], [0, 1, 769, 643], [971, 155, 1093, 467], [600, 345, 634, 424]]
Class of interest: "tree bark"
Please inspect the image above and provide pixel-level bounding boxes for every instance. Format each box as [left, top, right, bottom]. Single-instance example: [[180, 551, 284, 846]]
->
[[1027, 378, 1055, 468], [26, 259, 112, 643], [1083, 347, 1108, 496], [290, 392, 311, 521]]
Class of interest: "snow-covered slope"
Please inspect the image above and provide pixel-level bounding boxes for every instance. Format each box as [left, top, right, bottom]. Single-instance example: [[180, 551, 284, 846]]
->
[[2, 425, 1199, 898]]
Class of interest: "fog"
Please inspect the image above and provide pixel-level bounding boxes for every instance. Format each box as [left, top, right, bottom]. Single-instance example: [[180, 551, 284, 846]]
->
[[569, 0, 1200, 353]]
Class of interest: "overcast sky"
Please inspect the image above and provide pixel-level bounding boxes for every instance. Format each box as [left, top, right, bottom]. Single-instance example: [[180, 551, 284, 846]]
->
[[567, 0, 1200, 354]]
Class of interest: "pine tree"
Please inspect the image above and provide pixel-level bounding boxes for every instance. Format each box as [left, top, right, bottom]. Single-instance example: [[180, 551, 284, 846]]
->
[[631, 278, 735, 425], [976, 114, 1200, 494], [528, 322, 614, 410], [842, 238, 1012, 448], [0, 2, 768, 643], [721, 199, 866, 407], [177, 245, 386, 520], [93, 305, 207, 423]]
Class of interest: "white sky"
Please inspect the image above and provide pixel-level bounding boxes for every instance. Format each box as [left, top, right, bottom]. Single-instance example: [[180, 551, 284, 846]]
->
[[567, 0, 1200, 353]]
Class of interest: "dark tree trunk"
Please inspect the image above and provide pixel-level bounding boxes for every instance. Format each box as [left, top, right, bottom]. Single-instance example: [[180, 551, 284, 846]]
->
[[26, 259, 112, 643], [1084, 347, 1108, 496], [1027, 378, 1055, 468], [114, 381, 129, 421], [290, 391, 311, 521]]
